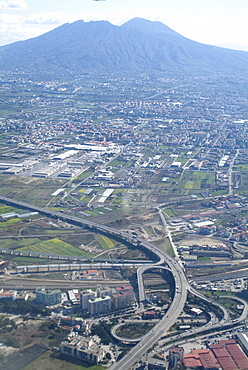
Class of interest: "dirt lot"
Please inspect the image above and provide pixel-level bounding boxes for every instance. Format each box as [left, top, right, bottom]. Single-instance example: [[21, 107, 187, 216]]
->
[[176, 235, 227, 247]]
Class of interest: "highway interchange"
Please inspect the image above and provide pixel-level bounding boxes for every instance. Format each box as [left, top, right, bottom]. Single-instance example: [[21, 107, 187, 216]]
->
[[0, 195, 248, 369]]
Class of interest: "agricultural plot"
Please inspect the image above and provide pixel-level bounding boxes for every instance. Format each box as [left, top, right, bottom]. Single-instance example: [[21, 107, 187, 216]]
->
[[72, 170, 94, 182], [79, 194, 93, 203], [108, 158, 127, 168], [163, 208, 176, 217], [0, 218, 21, 229], [0, 238, 40, 250], [237, 173, 248, 195], [95, 235, 115, 250], [16, 238, 92, 257], [233, 163, 248, 172], [182, 171, 216, 194], [0, 205, 22, 215], [0, 175, 64, 206]]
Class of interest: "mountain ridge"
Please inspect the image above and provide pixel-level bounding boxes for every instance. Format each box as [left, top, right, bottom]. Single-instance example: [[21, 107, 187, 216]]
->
[[1, 18, 248, 76]]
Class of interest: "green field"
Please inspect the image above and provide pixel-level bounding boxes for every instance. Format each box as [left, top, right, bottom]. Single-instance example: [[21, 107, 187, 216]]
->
[[72, 170, 94, 182], [95, 235, 115, 249], [163, 208, 176, 217], [0, 205, 21, 214], [16, 238, 92, 257], [152, 237, 175, 256], [23, 351, 104, 370], [0, 217, 21, 229], [182, 171, 215, 193], [108, 159, 127, 167]]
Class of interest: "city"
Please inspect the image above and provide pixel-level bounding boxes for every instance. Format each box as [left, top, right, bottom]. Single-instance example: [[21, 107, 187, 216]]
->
[[1, 67, 248, 370]]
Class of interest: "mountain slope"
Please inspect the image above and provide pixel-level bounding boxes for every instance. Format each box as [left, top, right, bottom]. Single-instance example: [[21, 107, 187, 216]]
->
[[1, 18, 248, 76]]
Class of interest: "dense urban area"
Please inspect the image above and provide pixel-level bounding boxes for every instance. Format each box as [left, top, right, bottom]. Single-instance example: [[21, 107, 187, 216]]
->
[[1, 70, 248, 370]]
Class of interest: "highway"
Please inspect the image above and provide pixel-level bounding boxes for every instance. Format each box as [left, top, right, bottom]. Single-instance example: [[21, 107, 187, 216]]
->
[[0, 195, 246, 370]]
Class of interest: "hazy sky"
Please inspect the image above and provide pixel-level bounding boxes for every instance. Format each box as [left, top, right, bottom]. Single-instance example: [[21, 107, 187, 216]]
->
[[1, 0, 248, 50]]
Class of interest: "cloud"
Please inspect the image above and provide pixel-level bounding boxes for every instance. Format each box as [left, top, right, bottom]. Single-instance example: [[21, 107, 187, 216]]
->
[[24, 8, 170, 26], [1, 7, 248, 49], [26, 11, 74, 25], [0, 13, 40, 45], [0, 0, 27, 10]]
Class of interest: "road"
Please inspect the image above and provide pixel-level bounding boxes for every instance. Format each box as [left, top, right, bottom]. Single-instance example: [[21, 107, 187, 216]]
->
[[110, 242, 188, 370], [0, 276, 129, 290], [228, 149, 239, 195], [0, 195, 246, 369], [158, 209, 179, 259]]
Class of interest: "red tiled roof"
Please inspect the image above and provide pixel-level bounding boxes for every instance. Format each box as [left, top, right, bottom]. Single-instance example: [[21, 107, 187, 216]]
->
[[183, 356, 202, 368], [199, 351, 220, 369], [191, 349, 210, 357], [226, 343, 248, 369], [169, 347, 184, 353], [219, 339, 236, 345], [217, 356, 238, 370], [212, 347, 230, 357]]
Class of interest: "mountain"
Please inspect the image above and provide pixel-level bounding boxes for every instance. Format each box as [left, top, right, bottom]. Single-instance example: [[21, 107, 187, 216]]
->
[[1, 17, 248, 76]]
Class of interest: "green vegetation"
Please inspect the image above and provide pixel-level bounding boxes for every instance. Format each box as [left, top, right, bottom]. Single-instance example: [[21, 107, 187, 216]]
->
[[0, 300, 51, 316], [187, 293, 224, 321], [152, 237, 175, 256], [182, 171, 216, 194], [108, 159, 127, 168], [16, 237, 91, 257], [91, 322, 112, 344], [163, 208, 176, 217], [0, 217, 21, 229], [95, 235, 115, 249], [72, 170, 94, 182], [23, 350, 104, 370], [116, 323, 154, 339]]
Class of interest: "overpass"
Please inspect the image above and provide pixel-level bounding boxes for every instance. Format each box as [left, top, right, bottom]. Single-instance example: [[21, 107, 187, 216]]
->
[[9, 261, 155, 275], [0, 195, 245, 370], [0, 246, 153, 266]]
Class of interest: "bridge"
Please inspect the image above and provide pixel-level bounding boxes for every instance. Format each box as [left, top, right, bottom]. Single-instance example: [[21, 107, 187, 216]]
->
[[0, 195, 247, 370]]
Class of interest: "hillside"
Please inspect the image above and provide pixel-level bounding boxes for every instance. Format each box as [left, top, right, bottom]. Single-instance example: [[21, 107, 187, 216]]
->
[[1, 17, 248, 76]]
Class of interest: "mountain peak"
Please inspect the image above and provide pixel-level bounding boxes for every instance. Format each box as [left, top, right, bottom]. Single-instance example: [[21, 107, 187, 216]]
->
[[1, 18, 248, 76], [121, 17, 181, 37]]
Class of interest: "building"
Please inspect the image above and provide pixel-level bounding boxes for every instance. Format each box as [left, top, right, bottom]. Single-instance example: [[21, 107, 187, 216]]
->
[[190, 307, 203, 315], [35, 287, 61, 306], [237, 331, 248, 355], [0, 290, 16, 301], [97, 286, 113, 298], [80, 290, 95, 312], [183, 349, 219, 370], [112, 291, 135, 309], [210, 340, 248, 370], [115, 285, 134, 294], [168, 347, 184, 368], [88, 296, 112, 315], [60, 334, 105, 364], [59, 317, 89, 333]]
